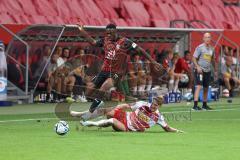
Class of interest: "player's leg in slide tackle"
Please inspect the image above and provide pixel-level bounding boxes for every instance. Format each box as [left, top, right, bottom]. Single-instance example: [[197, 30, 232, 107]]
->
[[85, 71, 114, 113], [70, 105, 127, 131]]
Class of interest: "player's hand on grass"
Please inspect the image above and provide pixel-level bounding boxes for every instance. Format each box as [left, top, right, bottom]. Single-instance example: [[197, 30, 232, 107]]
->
[[176, 129, 185, 133]]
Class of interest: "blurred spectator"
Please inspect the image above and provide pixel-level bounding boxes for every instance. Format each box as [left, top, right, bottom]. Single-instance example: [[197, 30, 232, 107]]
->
[[46, 52, 76, 102], [31, 48, 42, 74], [128, 54, 146, 97], [221, 56, 240, 97], [152, 48, 160, 61], [55, 46, 63, 57], [71, 49, 88, 101], [7, 50, 24, 86], [175, 50, 194, 92], [46, 53, 61, 102], [74, 48, 85, 57], [143, 59, 152, 93], [183, 50, 193, 68], [33, 44, 51, 80], [54, 46, 64, 67], [162, 49, 174, 91], [62, 47, 70, 62], [221, 46, 237, 65], [60, 64, 76, 98], [223, 45, 230, 56], [171, 53, 184, 92]]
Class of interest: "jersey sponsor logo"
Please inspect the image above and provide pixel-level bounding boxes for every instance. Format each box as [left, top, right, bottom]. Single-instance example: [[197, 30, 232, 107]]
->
[[203, 53, 212, 62], [225, 67, 232, 78], [137, 111, 150, 123], [225, 72, 231, 78]]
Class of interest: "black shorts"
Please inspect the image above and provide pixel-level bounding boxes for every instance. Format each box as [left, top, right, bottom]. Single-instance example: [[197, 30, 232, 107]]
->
[[194, 70, 211, 88], [93, 71, 119, 89], [219, 78, 235, 87]]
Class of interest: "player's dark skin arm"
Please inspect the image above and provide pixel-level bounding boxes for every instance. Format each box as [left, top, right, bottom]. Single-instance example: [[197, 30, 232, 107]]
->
[[135, 47, 162, 71], [77, 25, 96, 46], [77, 24, 160, 71]]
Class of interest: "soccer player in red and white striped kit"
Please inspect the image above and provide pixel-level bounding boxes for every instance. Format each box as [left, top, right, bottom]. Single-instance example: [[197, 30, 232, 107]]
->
[[71, 96, 184, 133]]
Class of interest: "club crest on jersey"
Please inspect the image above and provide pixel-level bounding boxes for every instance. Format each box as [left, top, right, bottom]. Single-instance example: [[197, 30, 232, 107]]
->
[[116, 44, 120, 50], [106, 50, 116, 60]]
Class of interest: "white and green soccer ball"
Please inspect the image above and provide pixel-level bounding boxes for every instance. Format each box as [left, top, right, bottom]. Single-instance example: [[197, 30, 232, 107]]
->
[[183, 92, 193, 101], [54, 121, 69, 136], [180, 74, 189, 83]]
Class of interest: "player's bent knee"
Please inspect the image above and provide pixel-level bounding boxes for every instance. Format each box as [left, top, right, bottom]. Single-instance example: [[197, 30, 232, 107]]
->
[[112, 118, 127, 132], [106, 110, 115, 119], [87, 82, 95, 89]]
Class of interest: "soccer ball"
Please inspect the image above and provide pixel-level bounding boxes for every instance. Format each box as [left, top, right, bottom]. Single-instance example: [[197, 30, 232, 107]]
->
[[180, 74, 189, 83], [222, 89, 229, 98], [54, 121, 69, 136], [183, 92, 193, 101]]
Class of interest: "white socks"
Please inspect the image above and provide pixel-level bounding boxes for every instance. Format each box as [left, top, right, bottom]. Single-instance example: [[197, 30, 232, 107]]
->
[[138, 85, 145, 95], [174, 79, 179, 92], [71, 109, 104, 121], [169, 79, 174, 92], [146, 84, 152, 92], [81, 118, 114, 127], [133, 86, 137, 96]]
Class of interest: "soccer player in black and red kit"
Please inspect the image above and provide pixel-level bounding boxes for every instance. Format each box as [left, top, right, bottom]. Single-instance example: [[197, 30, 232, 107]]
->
[[78, 23, 161, 113]]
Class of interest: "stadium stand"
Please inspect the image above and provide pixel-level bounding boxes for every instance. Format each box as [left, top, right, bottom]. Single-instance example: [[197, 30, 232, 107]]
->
[[0, 0, 240, 103], [0, 0, 240, 29]]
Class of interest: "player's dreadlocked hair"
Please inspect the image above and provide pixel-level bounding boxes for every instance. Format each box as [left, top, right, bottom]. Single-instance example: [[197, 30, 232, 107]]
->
[[106, 23, 117, 29]]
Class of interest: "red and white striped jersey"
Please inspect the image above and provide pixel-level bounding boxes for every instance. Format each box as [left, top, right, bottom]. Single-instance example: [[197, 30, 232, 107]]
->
[[126, 101, 167, 132]]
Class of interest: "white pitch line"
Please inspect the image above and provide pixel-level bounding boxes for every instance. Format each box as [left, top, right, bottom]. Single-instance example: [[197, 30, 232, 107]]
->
[[194, 119, 240, 121], [0, 108, 239, 123], [162, 108, 240, 114], [0, 117, 57, 123]]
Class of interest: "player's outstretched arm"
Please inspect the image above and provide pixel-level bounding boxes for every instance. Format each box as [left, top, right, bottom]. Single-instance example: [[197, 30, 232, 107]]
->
[[136, 46, 155, 63], [77, 24, 97, 46], [163, 125, 184, 133], [135, 46, 162, 72]]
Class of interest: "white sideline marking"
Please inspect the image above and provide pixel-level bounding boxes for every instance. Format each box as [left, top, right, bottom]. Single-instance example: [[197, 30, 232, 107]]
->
[[162, 108, 240, 114], [0, 108, 239, 123], [0, 117, 57, 123], [194, 119, 240, 121]]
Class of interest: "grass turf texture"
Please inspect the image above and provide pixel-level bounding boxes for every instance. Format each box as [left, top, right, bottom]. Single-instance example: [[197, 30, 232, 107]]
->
[[0, 99, 240, 160]]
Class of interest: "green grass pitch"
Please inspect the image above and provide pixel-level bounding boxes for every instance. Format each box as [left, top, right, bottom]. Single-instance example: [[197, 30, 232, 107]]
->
[[0, 99, 240, 160]]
